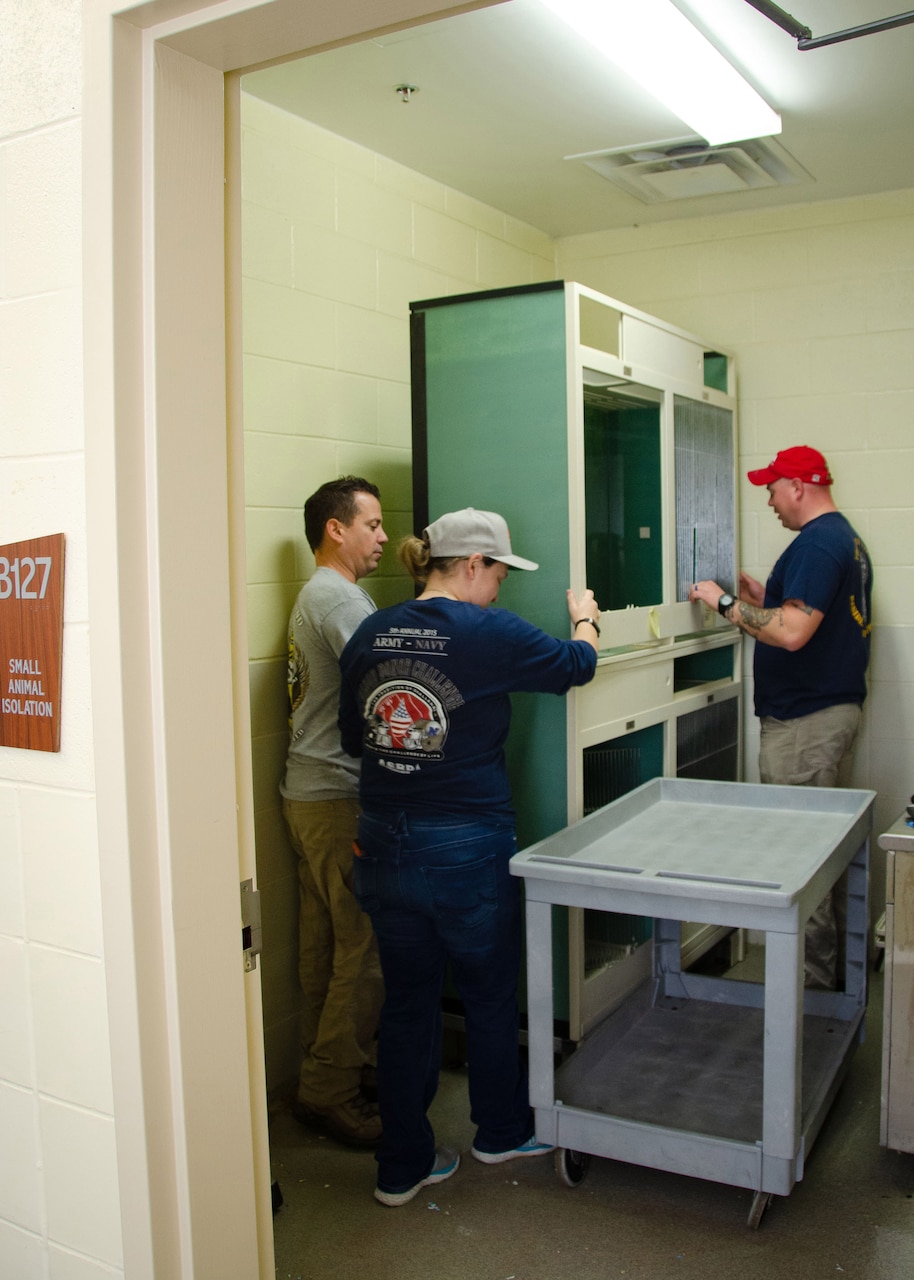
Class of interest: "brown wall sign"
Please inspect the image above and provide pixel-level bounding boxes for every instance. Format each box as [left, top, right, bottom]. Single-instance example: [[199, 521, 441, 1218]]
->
[[0, 534, 66, 752]]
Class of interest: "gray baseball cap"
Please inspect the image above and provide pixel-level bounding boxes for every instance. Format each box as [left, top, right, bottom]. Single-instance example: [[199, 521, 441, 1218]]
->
[[424, 508, 538, 571]]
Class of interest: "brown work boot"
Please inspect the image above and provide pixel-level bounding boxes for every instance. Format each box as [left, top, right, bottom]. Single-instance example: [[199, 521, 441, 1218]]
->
[[360, 1063, 378, 1102], [292, 1091, 382, 1148]]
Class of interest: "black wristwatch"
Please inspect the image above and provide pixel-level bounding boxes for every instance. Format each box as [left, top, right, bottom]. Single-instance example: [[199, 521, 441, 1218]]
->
[[717, 593, 736, 618]]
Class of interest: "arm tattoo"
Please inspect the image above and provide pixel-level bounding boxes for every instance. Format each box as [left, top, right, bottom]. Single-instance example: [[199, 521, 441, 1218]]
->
[[736, 602, 781, 632]]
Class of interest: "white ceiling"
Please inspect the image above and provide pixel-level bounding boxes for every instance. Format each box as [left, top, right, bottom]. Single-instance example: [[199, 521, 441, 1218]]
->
[[242, 0, 914, 238]]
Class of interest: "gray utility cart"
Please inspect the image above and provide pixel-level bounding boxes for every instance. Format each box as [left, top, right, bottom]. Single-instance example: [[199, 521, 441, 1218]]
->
[[511, 777, 875, 1227]]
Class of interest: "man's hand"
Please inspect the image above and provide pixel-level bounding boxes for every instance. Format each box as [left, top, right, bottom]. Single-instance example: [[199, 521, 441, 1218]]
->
[[738, 571, 765, 607], [688, 580, 725, 610]]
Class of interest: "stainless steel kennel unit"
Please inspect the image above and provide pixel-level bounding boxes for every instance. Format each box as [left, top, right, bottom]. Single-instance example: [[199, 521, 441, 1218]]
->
[[511, 777, 875, 1226]]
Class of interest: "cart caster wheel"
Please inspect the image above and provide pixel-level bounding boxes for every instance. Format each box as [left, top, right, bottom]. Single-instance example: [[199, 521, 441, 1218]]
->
[[747, 1191, 771, 1229], [555, 1147, 590, 1187]]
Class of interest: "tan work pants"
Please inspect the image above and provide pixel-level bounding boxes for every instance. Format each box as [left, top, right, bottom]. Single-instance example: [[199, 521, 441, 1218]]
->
[[283, 796, 384, 1107], [759, 703, 862, 989]]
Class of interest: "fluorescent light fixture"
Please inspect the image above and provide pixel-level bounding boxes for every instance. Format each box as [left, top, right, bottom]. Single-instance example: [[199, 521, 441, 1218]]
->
[[537, 0, 781, 146]]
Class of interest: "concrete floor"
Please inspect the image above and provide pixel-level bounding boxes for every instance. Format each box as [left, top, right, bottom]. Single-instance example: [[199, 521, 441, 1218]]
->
[[269, 959, 914, 1280]]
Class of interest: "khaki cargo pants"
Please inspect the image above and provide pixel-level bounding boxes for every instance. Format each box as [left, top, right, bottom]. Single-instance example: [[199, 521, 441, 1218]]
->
[[283, 796, 384, 1107]]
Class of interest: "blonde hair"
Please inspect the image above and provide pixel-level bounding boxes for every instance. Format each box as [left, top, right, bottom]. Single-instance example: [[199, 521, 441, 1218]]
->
[[398, 535, 468, 586]]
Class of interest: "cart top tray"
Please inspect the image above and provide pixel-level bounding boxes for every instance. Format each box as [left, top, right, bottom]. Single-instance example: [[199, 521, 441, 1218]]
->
[[511, 777, 875, 912]]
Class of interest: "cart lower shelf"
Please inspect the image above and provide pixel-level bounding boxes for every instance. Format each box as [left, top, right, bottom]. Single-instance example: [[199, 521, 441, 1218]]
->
[[539, 977, 863, 1226], [553, 981, 860, 1143]]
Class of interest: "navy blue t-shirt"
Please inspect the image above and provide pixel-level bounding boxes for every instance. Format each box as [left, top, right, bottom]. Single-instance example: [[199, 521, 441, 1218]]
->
[[338, 598, 597, 821], [754, 511, 872, 720]]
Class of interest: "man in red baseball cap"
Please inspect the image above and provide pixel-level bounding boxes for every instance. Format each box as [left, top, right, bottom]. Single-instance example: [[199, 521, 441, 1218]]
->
[[690, 445, 873, 989], [745, 444, 834, 488]]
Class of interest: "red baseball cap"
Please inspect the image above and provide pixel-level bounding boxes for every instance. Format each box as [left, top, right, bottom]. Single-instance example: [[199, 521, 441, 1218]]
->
[[747, 445, 833, 487]]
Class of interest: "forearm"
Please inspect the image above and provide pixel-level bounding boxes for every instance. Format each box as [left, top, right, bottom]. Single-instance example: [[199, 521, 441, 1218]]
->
[[691, 578, 818, 650], [723, 598, 817, 651]]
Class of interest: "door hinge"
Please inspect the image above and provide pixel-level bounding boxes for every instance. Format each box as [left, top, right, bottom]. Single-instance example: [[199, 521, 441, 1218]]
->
[[240, 878, 262, 972]]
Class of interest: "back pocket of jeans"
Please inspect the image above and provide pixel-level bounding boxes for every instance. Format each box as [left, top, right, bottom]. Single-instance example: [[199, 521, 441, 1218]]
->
[[423, 855, 497, 934]]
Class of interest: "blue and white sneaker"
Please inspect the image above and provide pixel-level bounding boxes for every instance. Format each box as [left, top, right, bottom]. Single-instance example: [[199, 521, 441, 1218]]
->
[[374, 1146, 460, 1207], [470, 1136, 555, 1165]]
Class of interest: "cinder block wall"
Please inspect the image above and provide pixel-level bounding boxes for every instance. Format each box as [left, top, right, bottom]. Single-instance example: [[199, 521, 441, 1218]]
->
[[0, 4, 124, 1274]]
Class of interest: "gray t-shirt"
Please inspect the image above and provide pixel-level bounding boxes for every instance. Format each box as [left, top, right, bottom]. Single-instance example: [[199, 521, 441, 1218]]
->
[[280, 567, 376, 802]]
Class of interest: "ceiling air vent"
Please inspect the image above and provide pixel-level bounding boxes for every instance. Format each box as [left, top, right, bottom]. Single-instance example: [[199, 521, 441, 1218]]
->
[[568, 135, 812, 203]]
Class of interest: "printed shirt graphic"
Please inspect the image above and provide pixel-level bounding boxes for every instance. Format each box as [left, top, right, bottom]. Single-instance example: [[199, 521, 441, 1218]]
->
[[352, 620, 465, 781], [365, 679, 448, 763], [339, 599, 597, 820]]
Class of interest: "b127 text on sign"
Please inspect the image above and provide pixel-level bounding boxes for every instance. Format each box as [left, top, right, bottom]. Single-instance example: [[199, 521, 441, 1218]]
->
[[0, 534, 66, 752]]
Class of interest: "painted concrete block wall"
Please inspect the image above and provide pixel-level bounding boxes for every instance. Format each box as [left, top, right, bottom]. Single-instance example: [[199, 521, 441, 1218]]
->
[[556, 190, 914, 856], [0, 1, 123, 1275], [240, 92, 555, 1091]]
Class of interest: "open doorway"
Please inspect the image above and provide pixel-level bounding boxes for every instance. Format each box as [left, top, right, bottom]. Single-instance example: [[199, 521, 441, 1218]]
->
[[234, 12, 559, 1241], [88, 3, 511, 1277]]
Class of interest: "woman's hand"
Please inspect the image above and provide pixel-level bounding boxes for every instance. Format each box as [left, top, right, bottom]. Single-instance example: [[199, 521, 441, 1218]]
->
[[567, 588, 601, 650], [566, 588, 599, 625]]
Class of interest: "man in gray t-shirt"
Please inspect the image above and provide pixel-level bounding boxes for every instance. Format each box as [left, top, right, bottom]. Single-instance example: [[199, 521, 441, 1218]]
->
[[281, 476, 387, 1146]]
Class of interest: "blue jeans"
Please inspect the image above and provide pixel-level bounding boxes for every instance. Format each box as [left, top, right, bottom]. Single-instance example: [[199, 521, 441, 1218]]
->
[[354, 810, 534, 1194]]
